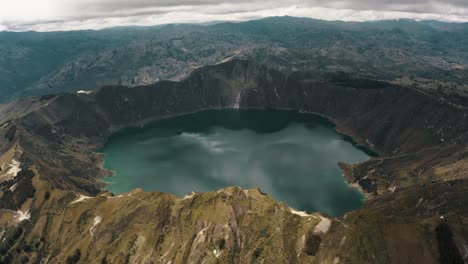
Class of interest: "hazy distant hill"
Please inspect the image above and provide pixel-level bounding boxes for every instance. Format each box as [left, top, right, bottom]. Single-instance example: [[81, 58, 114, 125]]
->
[[1, 16, 468, 102]]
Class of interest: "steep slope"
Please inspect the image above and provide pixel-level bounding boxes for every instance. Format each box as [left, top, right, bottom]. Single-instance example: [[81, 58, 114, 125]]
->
[[0, 60, 467, 263]]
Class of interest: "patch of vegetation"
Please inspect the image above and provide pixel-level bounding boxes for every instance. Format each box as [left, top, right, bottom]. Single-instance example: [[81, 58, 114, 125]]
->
[[253, 247, 263, 259], [217, 238, 226, 250], [0, 227, 23, 256], [77, 210, 92, 232], [4, 125, 16, 141], [66, 249, 81, 264], [304, 232, 322, 256], [44, 191, 51, 200], [436, 222, 464, 264], [0, 170, 35, 210]]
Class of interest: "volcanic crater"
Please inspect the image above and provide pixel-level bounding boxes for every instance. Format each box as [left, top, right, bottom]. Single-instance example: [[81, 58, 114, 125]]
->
[[0, 60, 467, 263]]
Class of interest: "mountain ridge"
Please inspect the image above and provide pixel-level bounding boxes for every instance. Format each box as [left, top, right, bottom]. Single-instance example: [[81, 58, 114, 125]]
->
[[1, 16, 468, 103], [0, 59, 466, 263]]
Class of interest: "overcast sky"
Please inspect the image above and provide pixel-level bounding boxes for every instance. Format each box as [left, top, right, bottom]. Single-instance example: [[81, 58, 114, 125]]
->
[[1, 0, 468, 31]]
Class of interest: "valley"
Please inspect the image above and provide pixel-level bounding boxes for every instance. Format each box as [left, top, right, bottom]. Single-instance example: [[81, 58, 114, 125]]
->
[[1, 17, 468, 104]]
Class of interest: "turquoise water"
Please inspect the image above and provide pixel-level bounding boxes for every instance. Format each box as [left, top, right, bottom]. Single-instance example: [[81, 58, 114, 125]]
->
[[102, 109, 370, 216]]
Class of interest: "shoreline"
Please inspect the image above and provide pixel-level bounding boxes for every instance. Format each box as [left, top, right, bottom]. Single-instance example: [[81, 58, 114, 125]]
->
[[98, 108, 376, 208], [338, 162, 374, 200]]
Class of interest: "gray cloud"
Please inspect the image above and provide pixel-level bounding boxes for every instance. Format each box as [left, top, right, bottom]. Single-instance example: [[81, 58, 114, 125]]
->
[[304, 0, 468, 15], [63, 0, 468, 16], [1, 0, 468, 31]]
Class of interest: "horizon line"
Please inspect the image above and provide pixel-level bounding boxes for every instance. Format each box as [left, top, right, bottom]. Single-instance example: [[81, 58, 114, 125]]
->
[[2, 15, 468, 33]]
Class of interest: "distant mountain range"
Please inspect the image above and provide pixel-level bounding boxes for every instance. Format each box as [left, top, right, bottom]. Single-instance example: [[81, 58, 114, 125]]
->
[[1, 16, 468, 103]]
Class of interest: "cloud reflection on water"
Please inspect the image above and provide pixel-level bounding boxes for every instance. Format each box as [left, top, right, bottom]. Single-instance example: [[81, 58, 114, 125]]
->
[[103, 110, 370, 216]]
